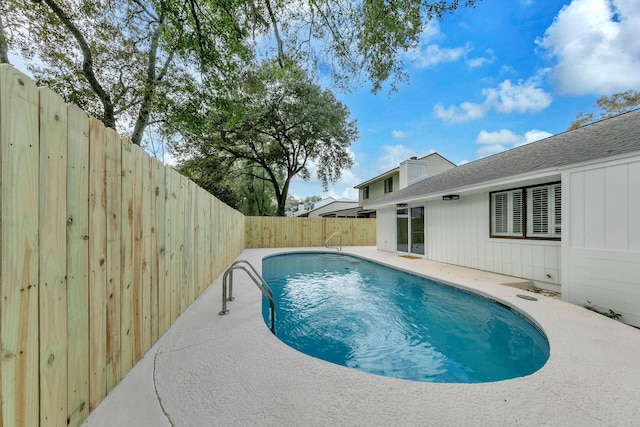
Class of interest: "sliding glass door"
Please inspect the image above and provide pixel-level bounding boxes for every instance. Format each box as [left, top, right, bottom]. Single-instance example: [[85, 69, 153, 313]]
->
[[410, 207, 425, 255], [397, 205, 425, 255], [396, 207, 408, 252]]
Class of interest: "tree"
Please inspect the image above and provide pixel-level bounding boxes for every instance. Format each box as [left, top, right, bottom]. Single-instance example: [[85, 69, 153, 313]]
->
[[5, 0, 480, 149], [569, 90, 640, 130], [285, 194, 322, 214], [186, 0, 480, 94], [4, 0, 250, 145], [0, 13, 9, 64], [178, 156, 279, 216], [169, 60, 357, 216]]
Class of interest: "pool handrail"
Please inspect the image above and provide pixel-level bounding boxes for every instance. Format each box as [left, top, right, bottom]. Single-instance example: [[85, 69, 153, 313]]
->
[[325, 232, 342, 251], [219, 260, 276, 334]]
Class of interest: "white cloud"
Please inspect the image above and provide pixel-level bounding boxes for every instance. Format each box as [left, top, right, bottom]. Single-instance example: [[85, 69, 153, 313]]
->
[[477, 144, 507, 158], [377, 145, 416, 171], [391, 130, 413, 140], [407, 44, 472, 69], [476, 129, 522, 145], [522, 129, 553, 145], [467, 49, 496, 68], [483, 78, 552, 113], [324, 187, 358, 201], [537, 0, 640, 95], [334, 166, 362, 187], [404, 21, 472, 69], [500, 65, 517, 75], [433, 101, 491, 123], [433, 76, 552, 123], [475, 128, 553, 158]]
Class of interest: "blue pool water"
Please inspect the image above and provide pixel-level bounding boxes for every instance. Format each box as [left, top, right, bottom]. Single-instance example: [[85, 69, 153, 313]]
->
[[262, 253, 549, 383]]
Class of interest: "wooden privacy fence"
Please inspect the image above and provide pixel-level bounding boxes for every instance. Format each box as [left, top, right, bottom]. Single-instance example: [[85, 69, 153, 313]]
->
[[245, 217, 376, 248], [0, 65, 245, 427], [0, 65, 377, 427]]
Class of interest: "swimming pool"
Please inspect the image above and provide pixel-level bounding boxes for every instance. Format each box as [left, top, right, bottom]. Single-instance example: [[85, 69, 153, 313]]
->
[[262, 252, 549, 383]]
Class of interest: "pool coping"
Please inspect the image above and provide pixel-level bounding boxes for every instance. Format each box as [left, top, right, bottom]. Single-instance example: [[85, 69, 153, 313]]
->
[[83, 247, 640, 426]]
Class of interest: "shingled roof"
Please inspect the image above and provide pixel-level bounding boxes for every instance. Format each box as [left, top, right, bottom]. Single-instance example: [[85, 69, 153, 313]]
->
[[366, 108, 640, 208]]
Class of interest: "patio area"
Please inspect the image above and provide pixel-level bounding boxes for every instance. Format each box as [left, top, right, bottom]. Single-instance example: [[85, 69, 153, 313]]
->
[[83, 247, 640, 426]]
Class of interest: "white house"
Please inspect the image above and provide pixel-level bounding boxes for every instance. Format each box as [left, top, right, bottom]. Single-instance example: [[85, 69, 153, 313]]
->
[[364, 110, 640, 327], [354, 152, 456, 218], [293, 197, 361, 218]]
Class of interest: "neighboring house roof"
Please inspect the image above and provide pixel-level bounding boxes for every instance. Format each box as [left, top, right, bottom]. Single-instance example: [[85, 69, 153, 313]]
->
[[354, 152, 454, 189], [366, 109, 640, 209], [300, 198, 358, 217]]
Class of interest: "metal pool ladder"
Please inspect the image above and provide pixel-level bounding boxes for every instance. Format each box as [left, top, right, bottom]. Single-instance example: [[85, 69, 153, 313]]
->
[[325, 231, 342, 251], [218, 260, 275, 334]]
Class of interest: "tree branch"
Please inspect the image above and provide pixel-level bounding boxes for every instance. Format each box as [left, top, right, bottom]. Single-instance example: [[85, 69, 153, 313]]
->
[[129, 0, 159, 22], [264, 0, 285, 67], [131, 13, 166, 145], [41, 0, 116, 129], [0, 13, 10, 64]]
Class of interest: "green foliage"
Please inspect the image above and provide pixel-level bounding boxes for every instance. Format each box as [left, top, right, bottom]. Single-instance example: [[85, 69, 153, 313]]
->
[[241, 0, 480, 93], [569, 90, 640, 130], [584, 301, 622, 320], [3, 0, 253, 145], [168, 59, 357, 216], [285, 194, 323, 214], [178, 157, 278, 216]]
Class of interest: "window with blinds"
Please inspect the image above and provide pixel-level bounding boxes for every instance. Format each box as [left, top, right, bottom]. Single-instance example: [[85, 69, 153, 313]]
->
[[491, 189, 523, 237], [490, 183, 560, 239], [527, 183, 561, 238]]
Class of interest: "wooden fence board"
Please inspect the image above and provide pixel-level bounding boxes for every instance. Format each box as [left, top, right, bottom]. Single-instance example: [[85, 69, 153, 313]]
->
[[184, 181, 195, 306], [159, 165, 170, 335], [105, 128, 121, 393], [141, 153, 152, 355], [197, 187, 206, 294], [150, 158, 163, 342], [204, 191, 213, 288], [119, 138, 135, 378], [88, 118, 107, 411], [132, 145, 144, 362], [167, 169, 179, 324], [178, 175, 187, 313], [38, 87, 68, 427], [0, 65, 40, 427], [244, 217, 376, 248], [66, 104, 90, 427]]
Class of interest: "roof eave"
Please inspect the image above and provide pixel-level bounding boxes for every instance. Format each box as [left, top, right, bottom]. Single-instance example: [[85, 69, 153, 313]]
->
[[364, 167, 562, 210]]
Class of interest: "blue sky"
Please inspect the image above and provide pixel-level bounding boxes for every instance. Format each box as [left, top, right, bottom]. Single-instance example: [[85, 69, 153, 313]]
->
[[290, 0, 640, 201]]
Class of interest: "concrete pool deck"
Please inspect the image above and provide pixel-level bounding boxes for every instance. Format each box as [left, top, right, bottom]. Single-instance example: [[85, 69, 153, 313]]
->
[[84, 247, 640, 426]]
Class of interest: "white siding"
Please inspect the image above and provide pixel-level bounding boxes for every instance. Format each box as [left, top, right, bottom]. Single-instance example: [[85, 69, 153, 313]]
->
[[360, 172, 399, 205], [308, 201, 358, 217], [425, 155, 455, 177], [399, 160, 429, 189], [426, 193, 561, 290], [563, 155, 640, 327], [376, 207, 396, 252]]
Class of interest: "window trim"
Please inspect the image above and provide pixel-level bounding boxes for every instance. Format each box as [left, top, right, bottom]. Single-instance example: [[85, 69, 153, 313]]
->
[[362, 186, 369, 200], [490, 189, 524, 238], [489, 181, 561, 241], [384, 176, 393, 194]]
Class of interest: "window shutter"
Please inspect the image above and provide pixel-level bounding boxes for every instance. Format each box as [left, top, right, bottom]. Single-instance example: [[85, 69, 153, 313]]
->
[[553, 184, 561, 235], [512, 190, 523, 234], [493, 193, 508, 234], [528, 187, 549, 235]]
